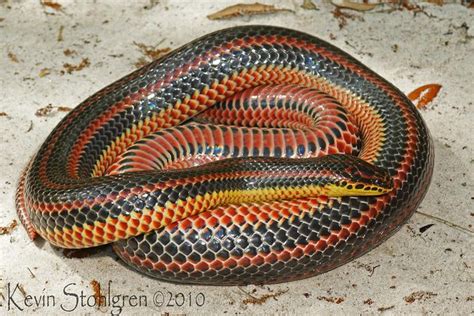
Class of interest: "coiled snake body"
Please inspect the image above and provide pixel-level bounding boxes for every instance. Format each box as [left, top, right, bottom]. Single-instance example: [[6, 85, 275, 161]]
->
[[16, 26, 434, 285]]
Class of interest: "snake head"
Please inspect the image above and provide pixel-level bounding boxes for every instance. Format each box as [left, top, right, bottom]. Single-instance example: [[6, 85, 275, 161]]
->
[[318, 154, 393, 196]]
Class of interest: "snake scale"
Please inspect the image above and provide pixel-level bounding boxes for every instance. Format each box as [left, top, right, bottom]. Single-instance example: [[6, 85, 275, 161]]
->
[[16, 26, 434, 285]]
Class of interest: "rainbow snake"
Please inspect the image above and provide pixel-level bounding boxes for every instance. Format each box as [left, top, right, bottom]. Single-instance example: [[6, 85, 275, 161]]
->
[[16, 26, 434, 285]]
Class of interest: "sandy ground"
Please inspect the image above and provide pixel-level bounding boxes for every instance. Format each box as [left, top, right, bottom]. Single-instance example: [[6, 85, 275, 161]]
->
[[0, 0, 473, 315]]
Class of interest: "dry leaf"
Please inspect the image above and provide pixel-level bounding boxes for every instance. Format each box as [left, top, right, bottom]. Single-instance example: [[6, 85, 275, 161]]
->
[[133, 42, 171, 60], [57, 25, 64, 42], [35, 104, 72, 116], [207, 3, 292, 20], [41, 0, 63, 12], [332, 7, 363, 29], [242, 289, 288, 305], [133, 42, 170, 68], [404, 291, 437, 303], [57, 106, 72, 112], [35, 104, 54, 117], [332, 8, 347, 28], [56, 106, 72, 112], [0, 112, 8, 117], [63, 48, 77, 56], [39, 68, 51, 77], [8, 51, 19, 63], [407, 84, 442, 109], [301, 0, 319, 10], [399, 1, 427, 14], [0, 220, 17, 235], [134, 57, 150, 69], [317, 296, 345, 304], [63, 58, 90, 74], [331, 0, 377, 11], [90, 280, 105, 308], [426, 0, 444, 5]]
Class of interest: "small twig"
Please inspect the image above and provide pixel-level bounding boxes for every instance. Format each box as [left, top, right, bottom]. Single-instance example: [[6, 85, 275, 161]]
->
[[26, 120, 33, 133], [27, 267, 36, 278], [369, 264, 380, 277], [18, 284, 27, 298], [415, 211, 473, 235], [237, 287, 258, 300], [57, 25, 64, 42]]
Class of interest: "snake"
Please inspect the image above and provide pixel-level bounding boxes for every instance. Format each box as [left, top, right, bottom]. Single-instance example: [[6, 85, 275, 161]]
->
[[16, 25, 434, 285]]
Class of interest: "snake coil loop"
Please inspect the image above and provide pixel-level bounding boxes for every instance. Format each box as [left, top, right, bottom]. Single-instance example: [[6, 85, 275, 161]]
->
[[16, 26, 434, 285]]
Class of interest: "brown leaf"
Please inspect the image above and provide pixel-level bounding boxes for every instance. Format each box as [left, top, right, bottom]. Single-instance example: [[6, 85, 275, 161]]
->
[[35, 104, 54, 117], [332, 7, 363, 29], [0, 112, 8, 117], [207, 3, 293, 20], [90, 280, 105, 308], [39, 68, 51, 77], [57, 106, 72, 112], [41, 0, 63, 12], [133, 42, 171, 61], [407, 84, 442, 109], [331, 0, 377, 11], [242, 289, 288, 305], [63, 58, 90, 74], [0, 220, 18, 235], [8, 51, 19, 63], [63, 49, 77, 56], [301, 0, 319, 10], [399, 1, 427, 14], [425, 0, 444, 5], [317, 296, 345, 304], [134, 57, 150, 69], [35, 104, 72, 116], [404, 291, 437, 303]]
